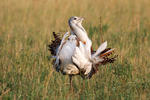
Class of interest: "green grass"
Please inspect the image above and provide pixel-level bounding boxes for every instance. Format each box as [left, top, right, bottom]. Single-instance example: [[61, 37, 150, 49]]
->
[[0, 0, 150, 99]]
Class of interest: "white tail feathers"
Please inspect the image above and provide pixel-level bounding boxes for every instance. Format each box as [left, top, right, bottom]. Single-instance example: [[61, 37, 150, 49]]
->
[[92, 41, 107, 58]]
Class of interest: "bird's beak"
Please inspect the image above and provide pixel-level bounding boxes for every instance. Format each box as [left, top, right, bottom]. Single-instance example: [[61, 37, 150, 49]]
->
[[79, 17, 84, 21], [78, 17, 84, 23]]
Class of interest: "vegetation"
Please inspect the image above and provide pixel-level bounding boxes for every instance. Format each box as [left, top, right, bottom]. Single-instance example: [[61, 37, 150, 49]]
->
[[0, 0, 150, 99]]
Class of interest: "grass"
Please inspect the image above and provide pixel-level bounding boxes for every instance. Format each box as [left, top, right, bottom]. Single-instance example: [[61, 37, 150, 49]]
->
[[0, 0, 150, 99]]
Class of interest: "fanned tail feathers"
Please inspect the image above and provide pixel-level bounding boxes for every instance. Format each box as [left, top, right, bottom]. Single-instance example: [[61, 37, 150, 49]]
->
[[48, 32, 61, 56], [100, 48, 117, 65], [88, 48, 117, 79]]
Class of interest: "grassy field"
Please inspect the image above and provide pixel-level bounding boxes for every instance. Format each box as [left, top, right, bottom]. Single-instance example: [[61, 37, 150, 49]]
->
[[0, 0, 150, 99]]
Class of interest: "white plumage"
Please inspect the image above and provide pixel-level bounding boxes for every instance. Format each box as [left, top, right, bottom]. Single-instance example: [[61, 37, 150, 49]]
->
[[48, 16, 116, 88], [58, 34, 79, 75]]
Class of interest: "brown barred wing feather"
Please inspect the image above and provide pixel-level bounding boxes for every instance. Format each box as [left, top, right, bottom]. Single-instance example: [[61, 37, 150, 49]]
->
[[48, 32, 61, 56]]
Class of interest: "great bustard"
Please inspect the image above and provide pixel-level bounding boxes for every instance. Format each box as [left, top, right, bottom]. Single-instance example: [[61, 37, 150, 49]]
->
[[48, 16, 117, 89]]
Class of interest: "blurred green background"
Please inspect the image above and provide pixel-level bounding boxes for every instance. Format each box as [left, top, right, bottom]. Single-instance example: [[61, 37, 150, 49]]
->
[[0, 0, 150, 99]]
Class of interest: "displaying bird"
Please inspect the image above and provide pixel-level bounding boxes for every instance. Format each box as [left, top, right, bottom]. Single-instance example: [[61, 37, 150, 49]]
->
[[48, 16, 117, 89]]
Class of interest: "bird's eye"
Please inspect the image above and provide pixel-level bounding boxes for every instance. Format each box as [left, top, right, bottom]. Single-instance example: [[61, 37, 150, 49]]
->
[[74, 18, 77, 20]]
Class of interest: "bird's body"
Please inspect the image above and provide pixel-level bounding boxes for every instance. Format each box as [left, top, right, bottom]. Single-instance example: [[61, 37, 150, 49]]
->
[[49, 32, 116, 77], [52, 33, 92, 76], [48, 16, 117, 89], [58, 35, 79, 75]]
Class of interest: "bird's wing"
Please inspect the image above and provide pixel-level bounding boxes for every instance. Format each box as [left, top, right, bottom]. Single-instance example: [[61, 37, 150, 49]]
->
[[56, 32, 69, 56], [54, 32, 69, 68], [57, 35, 79, 73], [59, 38, 77, 63], [72, 41, 92, 75]]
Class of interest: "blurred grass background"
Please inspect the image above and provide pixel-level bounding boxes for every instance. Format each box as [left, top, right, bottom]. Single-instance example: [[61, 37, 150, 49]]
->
[[0, 0, 150, 99]]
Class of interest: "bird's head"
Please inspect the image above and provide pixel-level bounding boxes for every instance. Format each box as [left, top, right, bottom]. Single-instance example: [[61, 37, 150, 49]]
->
[[68, 16, 84, 27]]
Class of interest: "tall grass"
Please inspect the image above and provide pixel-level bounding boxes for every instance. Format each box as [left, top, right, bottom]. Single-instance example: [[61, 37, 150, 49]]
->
[[0, 0, 150, 99]]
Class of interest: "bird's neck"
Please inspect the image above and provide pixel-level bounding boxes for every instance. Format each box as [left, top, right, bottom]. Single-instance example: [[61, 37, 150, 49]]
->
[[76, 23, 86, 32], [70, 23, 86, 34]]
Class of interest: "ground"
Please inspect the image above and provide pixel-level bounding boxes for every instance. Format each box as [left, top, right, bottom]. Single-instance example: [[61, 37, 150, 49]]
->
[[0, 0, 150, 99]]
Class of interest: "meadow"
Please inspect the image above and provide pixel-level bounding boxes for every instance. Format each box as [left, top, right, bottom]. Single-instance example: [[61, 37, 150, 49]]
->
[[0, 0, 150, 99]]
